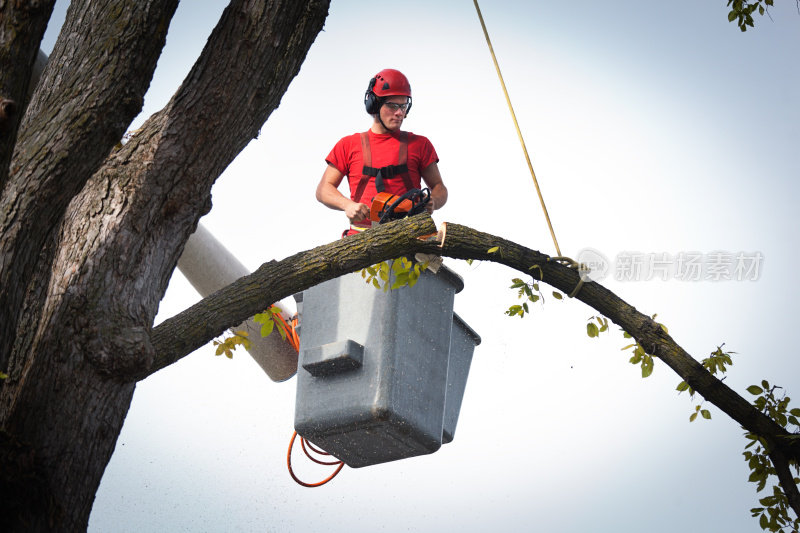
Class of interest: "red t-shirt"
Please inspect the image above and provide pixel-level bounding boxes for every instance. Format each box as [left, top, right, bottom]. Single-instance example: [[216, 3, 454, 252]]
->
[[326, 129, 439, 210]]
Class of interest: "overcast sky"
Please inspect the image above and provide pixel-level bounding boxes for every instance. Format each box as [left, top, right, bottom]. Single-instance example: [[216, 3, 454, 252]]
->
[[42, 1, 800, 532]]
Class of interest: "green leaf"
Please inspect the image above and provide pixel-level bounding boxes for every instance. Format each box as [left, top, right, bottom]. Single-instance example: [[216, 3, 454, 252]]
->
[[790, 408, 800, 417], [552, 291, 563, 300], [760, 513, 768, 529], [487, 246, 499, 254], [391, 273, 409, 289], [701, 409, 711, 420], [676, 381, 689, 392], [748, 385, 765, 396], [465, 259, 474, 265], [260, 319, 274, 338], [690, 412, 698, 422], [587, 322, 599, 338], [641, 355, 654, 378], [728, 10, 738, 22], [761, 379, 770, 390]]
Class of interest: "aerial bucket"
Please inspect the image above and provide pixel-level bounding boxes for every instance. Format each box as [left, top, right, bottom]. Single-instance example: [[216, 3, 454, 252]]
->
[[443, 313, 481, 443], [176, 223, 298, 382], [293, 260, 478, 467]]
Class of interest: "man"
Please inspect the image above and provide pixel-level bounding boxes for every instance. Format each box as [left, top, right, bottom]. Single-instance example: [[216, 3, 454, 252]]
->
[[316, 69, 448, 236]]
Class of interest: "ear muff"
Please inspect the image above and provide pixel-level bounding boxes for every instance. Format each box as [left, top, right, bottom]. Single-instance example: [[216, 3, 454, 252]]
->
[[364, 77, 382, 115]]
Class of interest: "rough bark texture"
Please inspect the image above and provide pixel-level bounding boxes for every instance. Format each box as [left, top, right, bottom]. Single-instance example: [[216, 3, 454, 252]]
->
[[0, 1, 330, 530], [0, 0, 56, 189]]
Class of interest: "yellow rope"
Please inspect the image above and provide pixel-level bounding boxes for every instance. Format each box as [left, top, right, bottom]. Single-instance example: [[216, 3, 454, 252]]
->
[[473, 0, 562, 258]]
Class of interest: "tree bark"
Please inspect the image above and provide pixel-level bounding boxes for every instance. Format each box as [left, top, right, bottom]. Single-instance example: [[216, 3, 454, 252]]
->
[[0, 0, 180, 373], [0, 1, 330, 530], [0, 0, 56, 189]]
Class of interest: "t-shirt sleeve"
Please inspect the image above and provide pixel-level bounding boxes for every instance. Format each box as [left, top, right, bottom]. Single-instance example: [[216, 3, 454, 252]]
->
[[325, 136, 351, 175], [419, 136, 439, 170]]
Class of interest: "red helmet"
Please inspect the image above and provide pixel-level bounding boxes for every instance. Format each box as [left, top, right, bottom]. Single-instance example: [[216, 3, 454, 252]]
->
[[365, 69, 412, 115]]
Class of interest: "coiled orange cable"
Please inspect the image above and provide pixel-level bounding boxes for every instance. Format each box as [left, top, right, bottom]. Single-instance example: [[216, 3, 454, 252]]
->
[[286, 431, 345, 488], [274, 308, 345, 487]]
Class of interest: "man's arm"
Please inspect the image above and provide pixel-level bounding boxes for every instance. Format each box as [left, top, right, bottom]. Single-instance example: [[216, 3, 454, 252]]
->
[[316, 164, 370, 222], [421, 162, 447, 213]]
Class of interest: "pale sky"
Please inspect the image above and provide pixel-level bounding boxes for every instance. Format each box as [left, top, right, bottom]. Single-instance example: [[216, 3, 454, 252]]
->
[[41, 1, 800, 532]]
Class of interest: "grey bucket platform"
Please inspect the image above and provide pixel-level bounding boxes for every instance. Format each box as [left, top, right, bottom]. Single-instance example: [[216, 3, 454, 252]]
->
[[294, 262, 480, 468]]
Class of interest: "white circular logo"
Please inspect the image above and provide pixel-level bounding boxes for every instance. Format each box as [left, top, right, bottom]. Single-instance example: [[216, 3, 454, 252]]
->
[[575, 248, 609, 282]]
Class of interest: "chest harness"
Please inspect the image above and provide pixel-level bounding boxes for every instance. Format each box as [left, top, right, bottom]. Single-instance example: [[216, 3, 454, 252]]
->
[[353, 131, 413, 203]]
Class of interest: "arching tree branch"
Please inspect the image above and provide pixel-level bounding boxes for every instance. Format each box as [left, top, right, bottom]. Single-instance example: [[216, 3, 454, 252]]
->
[[148, 214, 799, 517]]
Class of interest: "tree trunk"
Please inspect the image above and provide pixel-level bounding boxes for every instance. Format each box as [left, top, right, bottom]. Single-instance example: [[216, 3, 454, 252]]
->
[[0, 1, 330, 530]]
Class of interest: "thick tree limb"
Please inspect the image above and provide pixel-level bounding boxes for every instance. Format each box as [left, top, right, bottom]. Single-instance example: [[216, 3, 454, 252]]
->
[[0, 0, 55, 189], [0, 0, 179, 371], [149, 215, 799, 517], [39, 0, 332, 380]]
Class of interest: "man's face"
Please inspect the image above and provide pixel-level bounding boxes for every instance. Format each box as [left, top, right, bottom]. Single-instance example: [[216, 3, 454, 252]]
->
[[378, 95, 409, 131]]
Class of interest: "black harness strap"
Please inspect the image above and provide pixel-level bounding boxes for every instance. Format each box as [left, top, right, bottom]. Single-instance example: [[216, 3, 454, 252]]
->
[[353, 131, 412, 203]]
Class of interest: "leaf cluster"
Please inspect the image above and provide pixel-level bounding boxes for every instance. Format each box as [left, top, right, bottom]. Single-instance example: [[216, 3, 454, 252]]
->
[[213, 305, 289, 359], [586, 315, 609, 338], [253, 305, 290, 340], [743, 380, 800, 532], [622, 331, 655, 378], [619, 317, 665, 378], [676, 344, 736, 422], [504, 265, 562, 319], [361, 257, 427, 292], [727, 0, 774, 31], [212, 330, 251, 359]]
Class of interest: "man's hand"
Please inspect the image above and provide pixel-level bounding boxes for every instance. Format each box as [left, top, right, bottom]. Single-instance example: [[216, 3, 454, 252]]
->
[[425, 197, 436, 214], [345, 201, 370, 223]]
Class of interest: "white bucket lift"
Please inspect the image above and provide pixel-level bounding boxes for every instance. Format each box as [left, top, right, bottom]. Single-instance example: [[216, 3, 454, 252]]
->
[[176, 223, 298, 382]]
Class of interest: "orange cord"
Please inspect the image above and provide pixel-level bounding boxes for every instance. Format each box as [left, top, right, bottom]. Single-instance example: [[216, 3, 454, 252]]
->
[[272, 310, 300, 352], [287, 431, 345, 487], [272, 307, 346, 487]]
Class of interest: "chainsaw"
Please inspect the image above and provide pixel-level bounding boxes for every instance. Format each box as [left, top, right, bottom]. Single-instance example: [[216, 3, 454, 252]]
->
[[369, 188, 431, 224]]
